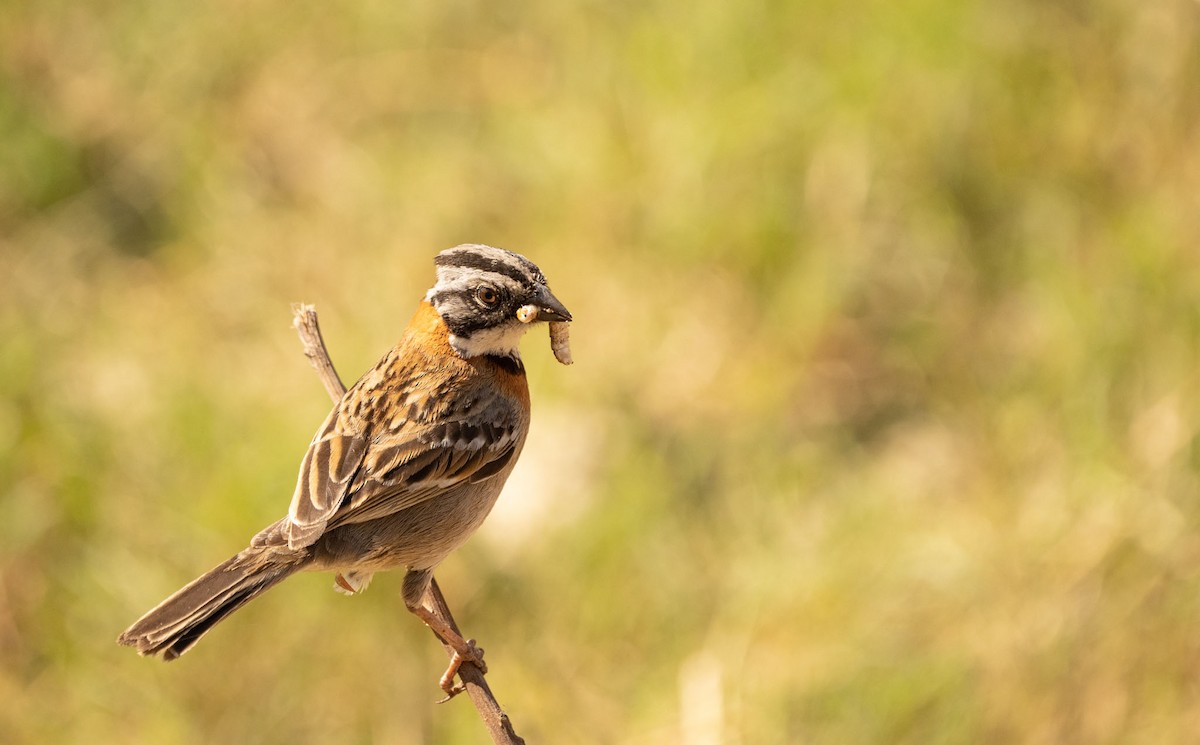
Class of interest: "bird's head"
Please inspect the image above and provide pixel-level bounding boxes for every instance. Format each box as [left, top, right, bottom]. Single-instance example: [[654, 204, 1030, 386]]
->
[[426, 244, 572, 361]]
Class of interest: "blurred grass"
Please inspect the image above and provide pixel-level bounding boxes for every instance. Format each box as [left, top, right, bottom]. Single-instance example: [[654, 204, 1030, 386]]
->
[[3, 0, 1200, 742]]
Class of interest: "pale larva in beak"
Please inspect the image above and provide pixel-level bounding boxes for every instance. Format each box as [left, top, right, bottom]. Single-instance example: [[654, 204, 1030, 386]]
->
[[548, 321, 572, 365], [516, 304, 573, 365]]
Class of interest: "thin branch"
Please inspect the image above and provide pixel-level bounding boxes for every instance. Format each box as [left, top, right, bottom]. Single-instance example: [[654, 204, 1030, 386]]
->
[[291, 304, 349, 402], [291, 303, 526, 745]]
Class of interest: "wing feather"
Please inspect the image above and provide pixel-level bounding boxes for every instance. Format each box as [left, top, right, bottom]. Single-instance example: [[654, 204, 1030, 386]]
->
[[282, 383, 522, 550], [327, 423, 518, 530], [285, 424, 369, 548]]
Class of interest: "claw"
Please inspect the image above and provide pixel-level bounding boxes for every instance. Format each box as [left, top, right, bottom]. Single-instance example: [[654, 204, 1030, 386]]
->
[[436, 642, 485, 701], [437, 665, 468, 703], [436, 683, 467, 704]]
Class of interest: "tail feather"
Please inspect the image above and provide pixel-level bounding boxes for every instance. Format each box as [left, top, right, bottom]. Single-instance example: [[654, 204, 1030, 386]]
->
[[118, 550, 305, 660]]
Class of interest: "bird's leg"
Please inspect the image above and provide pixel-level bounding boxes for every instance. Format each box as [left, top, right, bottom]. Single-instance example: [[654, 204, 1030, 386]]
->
[[410, 603, 487, 667], [402, 569, 487, 699]]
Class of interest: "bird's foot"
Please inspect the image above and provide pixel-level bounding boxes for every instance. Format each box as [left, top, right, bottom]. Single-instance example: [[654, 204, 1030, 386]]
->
[[435, 640, 485, 702]]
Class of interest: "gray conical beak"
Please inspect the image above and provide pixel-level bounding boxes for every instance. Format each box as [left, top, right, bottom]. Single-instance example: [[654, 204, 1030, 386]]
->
[[534, 288, 572, 323]]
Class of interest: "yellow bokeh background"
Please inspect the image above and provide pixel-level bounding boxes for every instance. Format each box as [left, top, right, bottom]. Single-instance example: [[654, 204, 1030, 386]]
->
[[3, 1, 1200, 742]]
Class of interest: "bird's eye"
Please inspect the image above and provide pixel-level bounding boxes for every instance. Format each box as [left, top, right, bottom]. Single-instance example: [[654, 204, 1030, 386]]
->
[[475, 286, 500, 307]]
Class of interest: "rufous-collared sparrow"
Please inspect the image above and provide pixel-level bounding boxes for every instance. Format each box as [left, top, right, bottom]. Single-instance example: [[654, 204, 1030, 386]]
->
[[118, 245, 572, 679]]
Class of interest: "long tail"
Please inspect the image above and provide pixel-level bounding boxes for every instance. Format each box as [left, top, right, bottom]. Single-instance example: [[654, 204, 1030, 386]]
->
[[117, 549, 306, 660]]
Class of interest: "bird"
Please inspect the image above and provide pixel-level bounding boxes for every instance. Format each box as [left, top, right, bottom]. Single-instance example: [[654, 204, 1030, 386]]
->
[[117, 244, 572, 691]]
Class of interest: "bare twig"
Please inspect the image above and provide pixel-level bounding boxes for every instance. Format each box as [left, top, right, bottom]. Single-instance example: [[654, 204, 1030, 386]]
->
[[291, 303, 525, 745], [291, 304, 348, 403]]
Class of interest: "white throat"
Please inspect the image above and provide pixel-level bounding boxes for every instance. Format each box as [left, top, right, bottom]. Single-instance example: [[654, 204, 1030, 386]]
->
[[447, 321, 530, 360]]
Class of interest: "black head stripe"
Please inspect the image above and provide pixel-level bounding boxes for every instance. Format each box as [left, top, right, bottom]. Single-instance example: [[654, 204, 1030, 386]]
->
[[444, 308, 493, 337], [435, 246, 545, 286]]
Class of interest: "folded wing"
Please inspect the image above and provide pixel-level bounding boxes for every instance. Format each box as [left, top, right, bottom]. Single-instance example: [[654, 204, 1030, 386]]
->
[[283, 391, 521, 550]]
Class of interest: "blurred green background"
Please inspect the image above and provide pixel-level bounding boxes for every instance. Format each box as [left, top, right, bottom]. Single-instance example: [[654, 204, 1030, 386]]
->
[[3, 0, 1200, 742]]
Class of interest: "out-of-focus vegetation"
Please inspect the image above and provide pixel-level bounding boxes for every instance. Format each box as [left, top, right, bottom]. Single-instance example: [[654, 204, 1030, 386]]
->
[[3, 0, 1200, 742]]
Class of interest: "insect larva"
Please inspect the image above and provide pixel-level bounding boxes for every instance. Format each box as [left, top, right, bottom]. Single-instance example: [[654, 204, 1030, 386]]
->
[[549, 321, 572, 365], [516, 304, 571, 363], [516, 305, 539, 324]]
